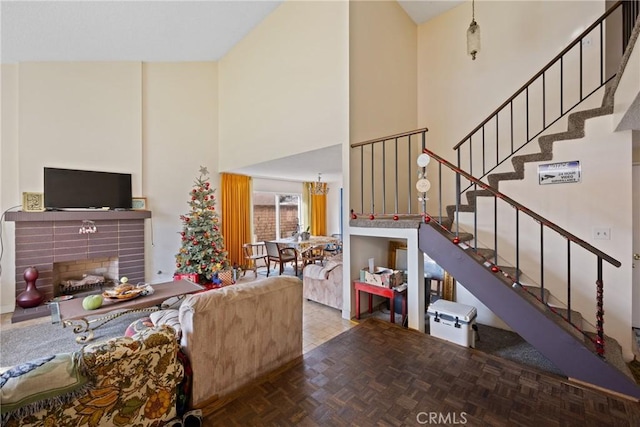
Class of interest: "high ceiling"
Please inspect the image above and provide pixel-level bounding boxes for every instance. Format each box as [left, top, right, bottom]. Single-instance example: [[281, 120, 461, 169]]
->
[[1, 0, 464, 182]]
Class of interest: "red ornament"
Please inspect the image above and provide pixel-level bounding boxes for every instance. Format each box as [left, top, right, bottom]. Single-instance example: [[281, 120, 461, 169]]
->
[[192, 196, 196, 201], [180, 232, 185, 236], [424, 216, 431, 223], [393, 215, 399, 221], [351, 213, 357, 219], [453, 237, 460, 244], [206, 182, 210, 188], [176, 263, 181, 268], [185, 218, 190, 222], [192, 189, 197, 193], [182, 237, 187, 241], [491, 266, 500, 273], [369, 214, 375, 220], [186, 261, 191, 265]]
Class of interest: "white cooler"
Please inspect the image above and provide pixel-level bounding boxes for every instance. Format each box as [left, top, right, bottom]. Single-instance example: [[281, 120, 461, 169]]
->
[[427, 299, 477, 348]]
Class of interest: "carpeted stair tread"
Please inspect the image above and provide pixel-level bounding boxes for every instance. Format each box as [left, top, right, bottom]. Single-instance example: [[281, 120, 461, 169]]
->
[[583, 332, 637, 383], [521, 285, 550, 303], [474, 247, 496, 261], [513, 287, 584, 340], [497, 266, 523, 281]]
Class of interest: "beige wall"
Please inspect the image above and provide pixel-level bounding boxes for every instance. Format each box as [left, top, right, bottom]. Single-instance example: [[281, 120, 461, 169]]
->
[[418, 1, 603, 162], [218, 0, 349, 172], [142, 62, 219, 283], [17, 62, 143, 192], [1, 64, 19, 312], [348, 0, 418, 214], [0, 62, 219, 312]]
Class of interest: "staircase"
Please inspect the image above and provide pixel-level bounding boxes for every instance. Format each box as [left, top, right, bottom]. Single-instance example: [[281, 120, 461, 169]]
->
[[349, 2, 640, 399]]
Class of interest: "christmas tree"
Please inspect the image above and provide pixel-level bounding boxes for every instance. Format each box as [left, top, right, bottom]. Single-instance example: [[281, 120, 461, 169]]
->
[[175, 166, 229, 282]]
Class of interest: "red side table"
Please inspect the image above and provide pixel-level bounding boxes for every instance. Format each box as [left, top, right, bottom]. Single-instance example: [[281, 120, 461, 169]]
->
[[354, 281, 407, 325]]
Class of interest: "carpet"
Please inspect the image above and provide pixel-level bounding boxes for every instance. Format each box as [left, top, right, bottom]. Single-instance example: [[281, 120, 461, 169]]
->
[[0, 311, 148, 367]]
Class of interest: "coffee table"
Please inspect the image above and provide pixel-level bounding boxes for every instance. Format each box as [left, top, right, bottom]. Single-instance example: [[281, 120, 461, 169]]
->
[[50, 279, 203, 343]]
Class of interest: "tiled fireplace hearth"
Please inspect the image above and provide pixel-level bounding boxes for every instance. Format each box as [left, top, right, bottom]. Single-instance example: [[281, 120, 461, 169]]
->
[[6, 210, 151, 322]]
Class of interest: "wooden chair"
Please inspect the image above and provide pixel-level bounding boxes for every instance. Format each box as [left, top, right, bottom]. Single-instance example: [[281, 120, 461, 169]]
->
[[301, 245, 325, 266], [242, 243, 268, 277], [323, 233, 343, 257], [264, 241, 299, 276]]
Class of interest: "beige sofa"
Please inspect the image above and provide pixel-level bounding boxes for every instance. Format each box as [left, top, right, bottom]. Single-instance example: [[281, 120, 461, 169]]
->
[[302, 253, 343, 310], [178, 275, 303, 408]]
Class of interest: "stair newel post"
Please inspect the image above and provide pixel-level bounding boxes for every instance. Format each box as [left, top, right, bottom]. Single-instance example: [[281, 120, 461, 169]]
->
[[394, 138, 399, 214], [360, 145, 364, 214], [371, 142, 375, 215], [382, 139, 386, 215], [596, 257, 605, 357]]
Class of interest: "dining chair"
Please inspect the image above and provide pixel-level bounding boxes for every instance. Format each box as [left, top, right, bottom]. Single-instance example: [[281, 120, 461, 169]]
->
[[264, 241, 299, 276], [301, 245, 325, 266], [323, 233, 343, 257], [242, 242, 268, 277]]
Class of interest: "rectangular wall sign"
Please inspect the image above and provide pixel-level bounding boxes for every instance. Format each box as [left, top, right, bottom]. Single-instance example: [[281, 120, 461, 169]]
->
[[538, 161, 581, 185]]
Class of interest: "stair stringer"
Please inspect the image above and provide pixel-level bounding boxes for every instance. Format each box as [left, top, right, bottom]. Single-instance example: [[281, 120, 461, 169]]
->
[[419, 223, 640, 399]]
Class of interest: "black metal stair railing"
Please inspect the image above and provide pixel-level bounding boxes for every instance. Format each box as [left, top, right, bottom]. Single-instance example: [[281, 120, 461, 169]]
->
[[453, 1, 636, 190], [350, 128, 428, 217], [423, 147, 621, 357]]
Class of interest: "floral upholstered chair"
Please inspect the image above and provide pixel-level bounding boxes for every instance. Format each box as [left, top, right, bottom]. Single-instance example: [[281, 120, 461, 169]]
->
[[1, 325, 183, 427]]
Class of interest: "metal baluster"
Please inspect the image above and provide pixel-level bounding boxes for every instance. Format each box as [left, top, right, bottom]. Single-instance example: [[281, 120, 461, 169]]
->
[[600, 22, 604, 85], [515, 209, 520, 285], [579, 39, 583, 100], [360, 146, 364, 213], [543, 72, 546, 128], [371, 143, 374, 215], [526, 87, 530, 142], [560, 57, 564, 115], [408, 137, 412, 213], [496, 115, 499, 168], [510, 101, 514, 154], [494, 196, 498, 263], [540, 223, 545, 302], [382, 140, 386, 214], [482, 127, 486, 175], [567, 240, 571, 323], [394, 138, 399, 214], [438, 163, 443, 225]]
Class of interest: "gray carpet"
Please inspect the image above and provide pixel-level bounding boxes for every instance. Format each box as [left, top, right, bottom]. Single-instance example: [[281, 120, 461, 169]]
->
[[0, 311, 149, 367]]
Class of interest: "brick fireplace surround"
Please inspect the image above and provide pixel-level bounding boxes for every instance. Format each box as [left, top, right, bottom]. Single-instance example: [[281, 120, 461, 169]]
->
[[6, 210, 151, 323]]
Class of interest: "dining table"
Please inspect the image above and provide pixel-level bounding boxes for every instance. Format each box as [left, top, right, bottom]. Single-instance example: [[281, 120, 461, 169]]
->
[[271, 235, 339, 254]]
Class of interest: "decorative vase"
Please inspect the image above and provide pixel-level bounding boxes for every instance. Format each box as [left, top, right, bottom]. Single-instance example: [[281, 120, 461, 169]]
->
[[16, 266, 44, 308]]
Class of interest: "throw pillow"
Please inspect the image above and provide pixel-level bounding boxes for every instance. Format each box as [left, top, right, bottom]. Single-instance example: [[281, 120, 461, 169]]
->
[[124, 317, 154, 338], [149, 310, 182, 340]]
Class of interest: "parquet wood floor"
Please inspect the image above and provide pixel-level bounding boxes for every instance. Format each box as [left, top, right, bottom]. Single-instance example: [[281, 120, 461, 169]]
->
[[203, 318, 640, 426]]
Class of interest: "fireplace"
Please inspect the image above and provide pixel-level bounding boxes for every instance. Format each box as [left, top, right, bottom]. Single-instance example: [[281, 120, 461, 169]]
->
[[54, 256, 119, 296], [6, 210, 151, 322]]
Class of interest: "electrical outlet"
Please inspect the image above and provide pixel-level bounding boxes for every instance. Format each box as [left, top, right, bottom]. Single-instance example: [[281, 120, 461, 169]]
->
[[593, 227, 610, 240]]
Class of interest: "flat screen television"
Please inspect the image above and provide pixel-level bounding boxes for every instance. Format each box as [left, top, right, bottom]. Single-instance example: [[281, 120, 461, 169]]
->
[[44, 167, 132, 210]]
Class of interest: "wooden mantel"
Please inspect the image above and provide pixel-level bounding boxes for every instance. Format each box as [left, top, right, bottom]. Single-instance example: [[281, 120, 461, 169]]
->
[[6, 210, 151, 222]]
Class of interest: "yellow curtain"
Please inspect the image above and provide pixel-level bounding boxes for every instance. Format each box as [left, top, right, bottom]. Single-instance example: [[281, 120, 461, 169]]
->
[[221, 173, 251, 268], [311, 193, 327, 236]]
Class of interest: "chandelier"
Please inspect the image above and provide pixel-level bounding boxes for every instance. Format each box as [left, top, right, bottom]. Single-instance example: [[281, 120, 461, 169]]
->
[[308, 173, 329, 196], [467, 0, 481, 60]]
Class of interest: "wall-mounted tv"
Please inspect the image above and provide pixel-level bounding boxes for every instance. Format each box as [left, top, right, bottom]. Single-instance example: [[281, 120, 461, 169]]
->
[[44, 167, 132, 210]]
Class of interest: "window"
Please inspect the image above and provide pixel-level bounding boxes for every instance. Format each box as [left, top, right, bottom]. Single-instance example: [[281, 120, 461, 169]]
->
[[253, 192, 301, 242]]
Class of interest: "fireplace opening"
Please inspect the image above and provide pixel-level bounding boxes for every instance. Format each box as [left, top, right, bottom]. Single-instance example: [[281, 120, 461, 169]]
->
[[53, 257, 119, 297]]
